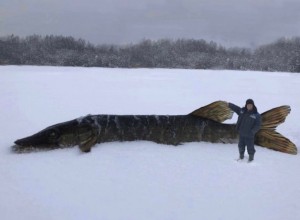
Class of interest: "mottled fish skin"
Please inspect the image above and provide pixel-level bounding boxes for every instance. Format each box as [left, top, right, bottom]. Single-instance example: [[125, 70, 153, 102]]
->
[[13, 114, 238, 153], [82, 114, 238, 145]]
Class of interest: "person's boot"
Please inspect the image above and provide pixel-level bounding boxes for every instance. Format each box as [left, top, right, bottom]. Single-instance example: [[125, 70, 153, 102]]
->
[[239, 154, 244, 160], [248, 155, 254, 162]]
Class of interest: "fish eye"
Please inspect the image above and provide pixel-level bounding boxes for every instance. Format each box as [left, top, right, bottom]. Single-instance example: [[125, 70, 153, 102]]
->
[[48, 129, 59, 138]]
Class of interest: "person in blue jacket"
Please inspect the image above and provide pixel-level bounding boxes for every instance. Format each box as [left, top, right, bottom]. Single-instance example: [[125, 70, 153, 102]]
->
[[228, 99, 261, 162]]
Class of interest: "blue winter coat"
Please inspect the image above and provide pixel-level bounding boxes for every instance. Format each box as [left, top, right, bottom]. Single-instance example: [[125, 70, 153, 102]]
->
[[228, 103, 261, 138]]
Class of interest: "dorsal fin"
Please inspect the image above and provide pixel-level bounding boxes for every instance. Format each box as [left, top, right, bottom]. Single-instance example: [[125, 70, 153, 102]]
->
[[189, 101, 233, 123]]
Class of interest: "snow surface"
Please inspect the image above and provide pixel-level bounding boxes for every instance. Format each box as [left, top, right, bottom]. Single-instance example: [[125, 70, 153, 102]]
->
[[0, 66, 299, 220]]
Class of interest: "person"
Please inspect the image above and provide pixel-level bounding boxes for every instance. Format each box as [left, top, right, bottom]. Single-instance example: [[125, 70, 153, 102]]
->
[[227, 99, 261, 162]]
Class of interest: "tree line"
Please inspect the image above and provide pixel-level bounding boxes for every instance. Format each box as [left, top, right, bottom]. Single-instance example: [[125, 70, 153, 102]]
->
[[0, 35, 299, 72]]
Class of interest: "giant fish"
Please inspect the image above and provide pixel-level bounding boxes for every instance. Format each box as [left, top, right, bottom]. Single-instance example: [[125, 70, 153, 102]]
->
[[13, 101, 297, 155]]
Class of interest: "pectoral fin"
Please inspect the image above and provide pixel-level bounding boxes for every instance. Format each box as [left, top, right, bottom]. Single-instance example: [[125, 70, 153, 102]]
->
[[79, 135, 97, 153]]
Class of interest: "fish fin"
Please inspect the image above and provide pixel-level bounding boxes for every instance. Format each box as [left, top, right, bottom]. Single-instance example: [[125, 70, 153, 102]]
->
[[255, 105, 297, 155], [189, 101, 233, 123], [255, 130, 297, 155], [260, 105, 291, 129], [79, 136, 97, 153]]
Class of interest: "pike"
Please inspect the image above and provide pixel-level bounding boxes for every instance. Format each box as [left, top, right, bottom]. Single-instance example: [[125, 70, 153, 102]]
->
[[13, 101, 297, 155]]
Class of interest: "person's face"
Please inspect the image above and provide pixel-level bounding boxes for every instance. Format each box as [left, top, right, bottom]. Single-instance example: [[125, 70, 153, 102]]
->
[[247, 104, 253, 111]]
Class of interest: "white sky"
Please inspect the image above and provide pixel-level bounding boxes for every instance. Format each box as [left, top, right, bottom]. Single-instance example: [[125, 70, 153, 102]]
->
[[1, 0, 300, 47]]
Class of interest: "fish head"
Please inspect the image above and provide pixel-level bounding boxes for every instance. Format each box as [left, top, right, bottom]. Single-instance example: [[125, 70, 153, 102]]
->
[[14, 116, 99, 152], [14, 119, 80, 151], [15, 127, 62, 148]]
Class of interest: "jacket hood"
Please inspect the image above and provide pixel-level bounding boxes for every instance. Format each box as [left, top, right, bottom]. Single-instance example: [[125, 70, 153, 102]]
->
[[244, 99, 258, 113]]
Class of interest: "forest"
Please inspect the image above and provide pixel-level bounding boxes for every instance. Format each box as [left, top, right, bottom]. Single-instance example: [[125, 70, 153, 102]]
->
[[0, 35, 299, 72]]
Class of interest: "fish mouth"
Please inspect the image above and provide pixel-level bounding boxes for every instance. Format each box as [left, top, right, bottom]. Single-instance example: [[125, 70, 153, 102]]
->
[[14, 136, 46, 147], [13, 135, 57, 153], [13, 137, 45, 153], [14, 138, 30, 147], [11, 144, 42, 153], [12, 141, 65, 153], [13, 134, 74, 153]]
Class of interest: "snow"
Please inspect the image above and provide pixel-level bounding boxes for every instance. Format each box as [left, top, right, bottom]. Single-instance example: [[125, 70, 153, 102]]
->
[[0, 66, 300, 220]]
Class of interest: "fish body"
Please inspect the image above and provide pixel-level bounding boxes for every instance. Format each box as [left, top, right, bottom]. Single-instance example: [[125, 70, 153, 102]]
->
[[14, 114, 237, 152]]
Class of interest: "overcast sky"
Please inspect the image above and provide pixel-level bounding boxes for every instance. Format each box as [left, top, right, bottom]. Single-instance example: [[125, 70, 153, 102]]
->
[[1, 0, 300, 47]]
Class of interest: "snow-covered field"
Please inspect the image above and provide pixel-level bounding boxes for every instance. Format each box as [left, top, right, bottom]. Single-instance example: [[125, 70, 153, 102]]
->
[[0, 66, 299, 220]]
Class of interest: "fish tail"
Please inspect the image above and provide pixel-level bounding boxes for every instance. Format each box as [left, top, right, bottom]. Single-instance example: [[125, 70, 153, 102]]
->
[[255, 105, 297, 155]]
